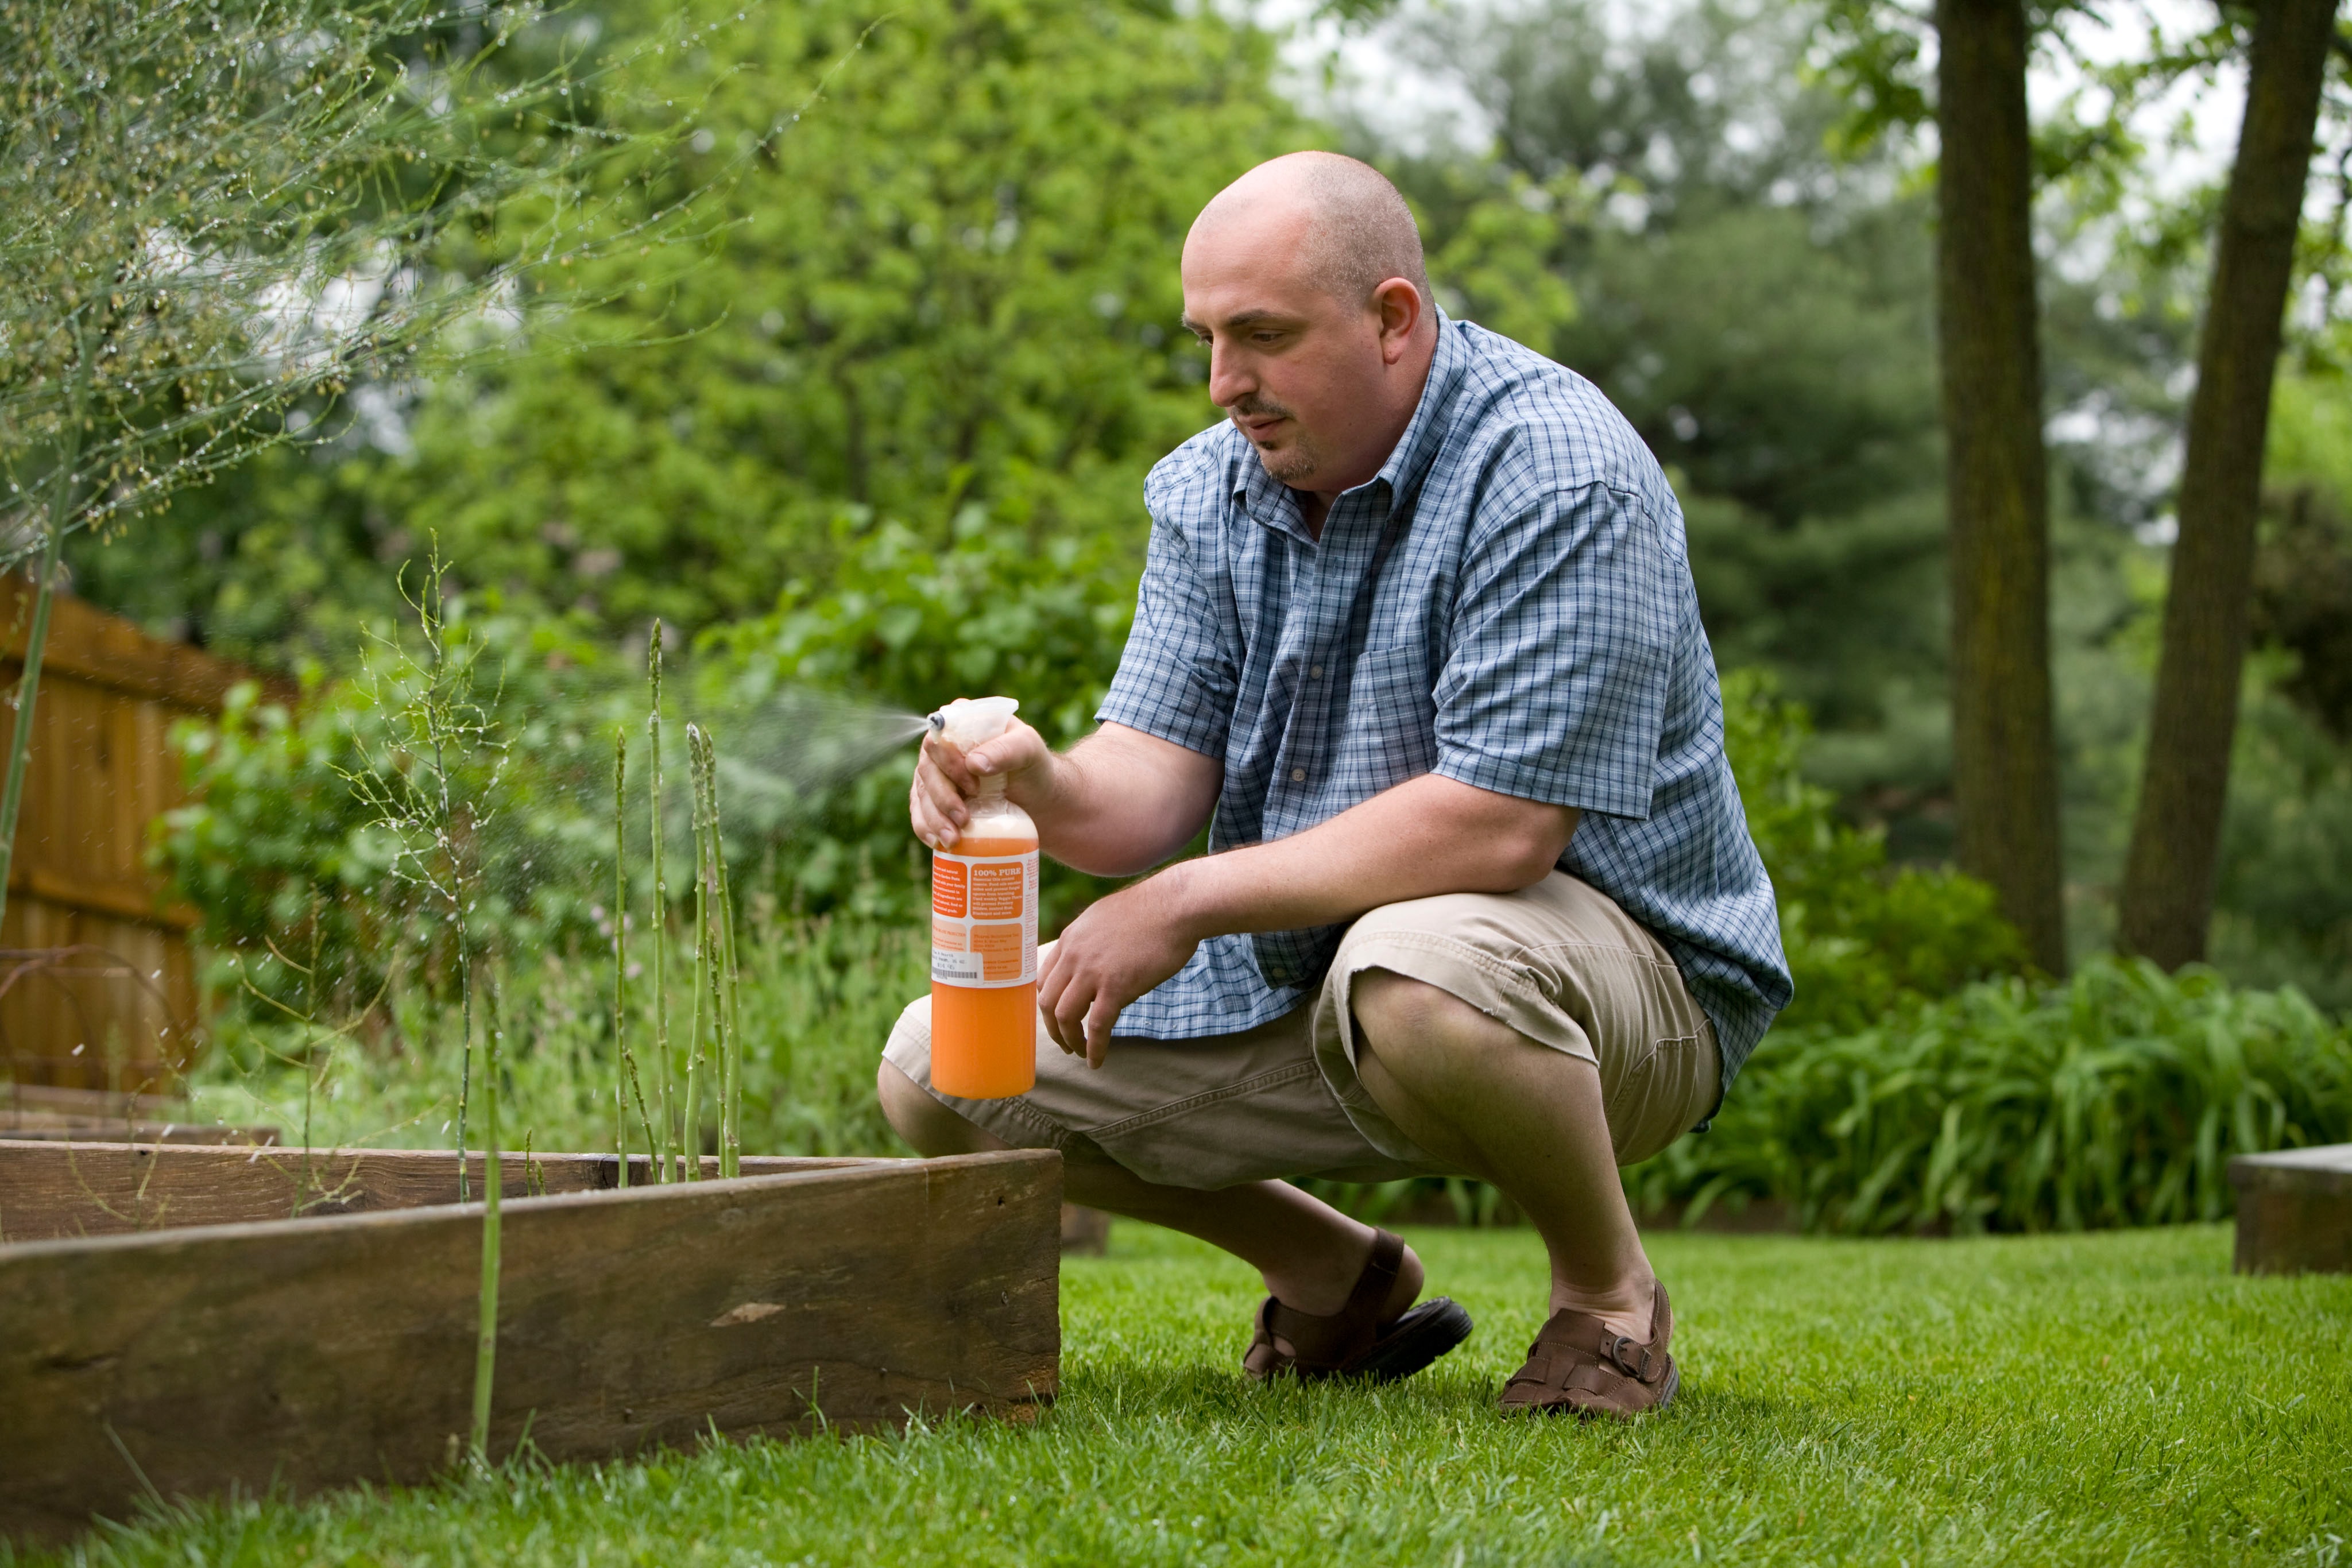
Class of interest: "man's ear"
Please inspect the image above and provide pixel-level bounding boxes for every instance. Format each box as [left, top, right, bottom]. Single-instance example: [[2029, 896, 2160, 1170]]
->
[[1372, 277, 1424, 365]]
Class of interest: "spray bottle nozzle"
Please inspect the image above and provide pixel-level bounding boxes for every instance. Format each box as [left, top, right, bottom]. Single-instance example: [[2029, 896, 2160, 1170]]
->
[[927, 696, 1020, 795]]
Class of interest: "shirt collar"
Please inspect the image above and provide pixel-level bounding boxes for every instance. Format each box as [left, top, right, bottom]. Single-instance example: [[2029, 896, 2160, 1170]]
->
[[1231, 308, 1466, 535]]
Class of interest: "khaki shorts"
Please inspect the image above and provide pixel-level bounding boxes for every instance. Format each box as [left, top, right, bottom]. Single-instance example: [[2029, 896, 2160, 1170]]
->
[[881, 871, 1720, 1191]]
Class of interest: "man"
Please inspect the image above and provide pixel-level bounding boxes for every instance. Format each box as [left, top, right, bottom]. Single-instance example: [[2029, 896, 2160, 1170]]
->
[[879, 152, 1790, 1417]]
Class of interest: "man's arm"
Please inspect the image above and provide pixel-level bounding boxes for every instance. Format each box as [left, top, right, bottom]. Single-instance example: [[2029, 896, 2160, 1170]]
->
[[1037, 775, 1577, 1062], [911, 719, 1221, 877]]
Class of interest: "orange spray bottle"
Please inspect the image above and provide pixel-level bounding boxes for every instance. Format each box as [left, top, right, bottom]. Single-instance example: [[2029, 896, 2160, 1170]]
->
[[926, 697, 1038, 1098]]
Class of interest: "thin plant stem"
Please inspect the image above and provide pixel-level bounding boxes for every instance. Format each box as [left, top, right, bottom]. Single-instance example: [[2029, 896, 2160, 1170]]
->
[[706, 728, 742, 1178], [614, 729, 656, 1188], [300, 891, 323, 1212], [648, 634, 670, 1180], [0, 324, 88, 937], [470, 966, 505, 1463], [696, 730, 730, 1178], [682, 725, 709, 1180], [455, 939, 474, 1202]]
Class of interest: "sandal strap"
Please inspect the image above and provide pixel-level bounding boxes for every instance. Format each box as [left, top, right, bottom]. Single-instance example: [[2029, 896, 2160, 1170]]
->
[[1246, 1228, 1406, 1376], [1499, 1279, 1676, 1416]]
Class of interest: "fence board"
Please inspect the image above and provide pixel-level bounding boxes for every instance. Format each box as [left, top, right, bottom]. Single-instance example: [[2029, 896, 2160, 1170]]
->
[[0, 582, 272, 1091]]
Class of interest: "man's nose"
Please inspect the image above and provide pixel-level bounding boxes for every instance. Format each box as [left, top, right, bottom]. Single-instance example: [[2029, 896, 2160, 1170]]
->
[[1207, 341, 1255, 409]]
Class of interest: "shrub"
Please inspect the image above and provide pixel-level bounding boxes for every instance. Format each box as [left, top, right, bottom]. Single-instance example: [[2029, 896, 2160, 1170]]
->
[[188, 912, 927, 1160], [1623, 957, 2352, 1234], [159, 597, 636, 1028], [698, 503, 1141, 929], [1720, 668, 2028, 1032]]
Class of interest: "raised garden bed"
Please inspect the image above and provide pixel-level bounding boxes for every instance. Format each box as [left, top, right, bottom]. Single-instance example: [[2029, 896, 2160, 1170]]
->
[[1, 1083, 275, 1146], [0, 1140, 1060, 1544]]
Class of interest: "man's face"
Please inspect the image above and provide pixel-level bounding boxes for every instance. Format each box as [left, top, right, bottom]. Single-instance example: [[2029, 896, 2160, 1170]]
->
[[1179, 211, 1391, 493]]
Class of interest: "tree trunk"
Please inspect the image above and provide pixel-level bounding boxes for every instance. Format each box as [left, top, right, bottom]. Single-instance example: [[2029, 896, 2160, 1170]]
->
[[2118, 0, 2341, 969], [1935, 0, 2067, 974]]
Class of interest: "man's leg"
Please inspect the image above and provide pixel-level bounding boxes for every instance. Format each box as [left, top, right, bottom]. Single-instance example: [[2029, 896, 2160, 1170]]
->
[[1347, 969, 1655, 1341], [877, 1060, 1420, 1320]]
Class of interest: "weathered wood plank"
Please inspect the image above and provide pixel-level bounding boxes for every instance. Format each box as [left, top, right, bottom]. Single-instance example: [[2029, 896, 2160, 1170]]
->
[[0, 580, 286, 715], [0, 1149, 1061, 1543], [0, 1118, 274, 1148], [0, 1141, 888, 1240], [2229, 1143, 2352, 1275]]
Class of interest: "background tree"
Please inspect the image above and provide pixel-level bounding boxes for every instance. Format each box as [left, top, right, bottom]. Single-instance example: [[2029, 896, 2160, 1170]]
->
[[1933, 0, 2068, 974], [2119, 0, 2346, 967]]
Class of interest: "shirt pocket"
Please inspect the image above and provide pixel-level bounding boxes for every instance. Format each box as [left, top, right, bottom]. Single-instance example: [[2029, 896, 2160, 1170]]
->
[[1337, 642, 1440, 795]]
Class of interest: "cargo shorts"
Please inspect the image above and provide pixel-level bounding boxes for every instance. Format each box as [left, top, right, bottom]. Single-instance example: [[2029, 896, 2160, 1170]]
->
[[881, 870, 1720, 1191]]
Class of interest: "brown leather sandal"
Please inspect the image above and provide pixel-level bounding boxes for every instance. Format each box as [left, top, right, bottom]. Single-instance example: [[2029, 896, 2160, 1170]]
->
[[1498, 1277, 1677, 1418], [1241, 1228, 1473, 1384]]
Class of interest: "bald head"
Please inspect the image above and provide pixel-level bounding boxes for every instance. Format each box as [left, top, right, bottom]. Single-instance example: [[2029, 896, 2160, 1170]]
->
[[1190, 152, 1430, 313], [1179, 152, 1440, 505]]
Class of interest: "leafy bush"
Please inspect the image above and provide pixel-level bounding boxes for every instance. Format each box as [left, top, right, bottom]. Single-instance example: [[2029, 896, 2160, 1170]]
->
[[189, 913, 926, 1160], [1719, 669, 2028, 1031], [160, 595, 637, 1027], [1722, 672, 2032, 1029], [702, 504, 1140, 928], [1623, 958, 2352, 1234]]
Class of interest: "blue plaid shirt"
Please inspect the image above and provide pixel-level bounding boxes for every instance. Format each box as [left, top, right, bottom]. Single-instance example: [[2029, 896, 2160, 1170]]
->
[[1097, 313, 1792, 1095]]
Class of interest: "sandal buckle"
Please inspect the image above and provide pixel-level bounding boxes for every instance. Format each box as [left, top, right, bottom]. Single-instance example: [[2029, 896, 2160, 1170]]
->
[[1603, 1335, 1652, 1380]]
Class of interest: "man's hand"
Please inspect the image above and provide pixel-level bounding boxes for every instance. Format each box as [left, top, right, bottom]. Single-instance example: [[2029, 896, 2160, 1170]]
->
[[1038, 869, 1204, 1068], [909, 717, 1053, 850]]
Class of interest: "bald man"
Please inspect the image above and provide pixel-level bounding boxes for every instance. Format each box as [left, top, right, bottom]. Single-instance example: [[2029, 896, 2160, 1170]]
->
[[882, 152, 1790, 1418]]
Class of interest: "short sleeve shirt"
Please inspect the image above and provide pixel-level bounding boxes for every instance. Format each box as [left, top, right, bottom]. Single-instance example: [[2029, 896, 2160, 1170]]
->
[[1097, 313, 1793, 1095]]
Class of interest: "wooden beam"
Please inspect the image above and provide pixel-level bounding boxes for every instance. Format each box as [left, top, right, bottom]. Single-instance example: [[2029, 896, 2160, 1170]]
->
[[0, 1141, 892, 1239], [0, 581, 287, 716], [0, 1148, 1062, 1543], [3, 871, 197, 930], [2229, 1144, 2352, 1275]]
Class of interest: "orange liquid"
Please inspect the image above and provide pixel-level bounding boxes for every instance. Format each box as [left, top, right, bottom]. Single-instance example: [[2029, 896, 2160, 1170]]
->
[[931, 831, 1038, 1099]]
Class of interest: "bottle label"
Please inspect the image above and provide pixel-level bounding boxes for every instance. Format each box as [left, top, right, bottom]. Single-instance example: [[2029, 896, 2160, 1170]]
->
[[930, 849, 1038, 988]]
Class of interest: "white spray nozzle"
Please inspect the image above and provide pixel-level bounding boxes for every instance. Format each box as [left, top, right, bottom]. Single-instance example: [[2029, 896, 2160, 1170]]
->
[[927, 696, 1020, 792]]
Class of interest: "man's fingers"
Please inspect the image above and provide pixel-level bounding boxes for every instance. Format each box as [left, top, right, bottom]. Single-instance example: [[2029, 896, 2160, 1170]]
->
[[1051, 971, 1095, 1058], [1084, 994, 1120, 1070], [1037, 957, 1080, 1055], [922, 732, 977, 792], [963, 719, 1049, 781], [914, 760, 970, 826], [909, 781, 960, 851]]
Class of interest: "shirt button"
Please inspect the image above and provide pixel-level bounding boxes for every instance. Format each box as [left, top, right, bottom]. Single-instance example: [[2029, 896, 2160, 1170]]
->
[[1290, 768, 1307, 783], [1309, 664, 1324, 679]]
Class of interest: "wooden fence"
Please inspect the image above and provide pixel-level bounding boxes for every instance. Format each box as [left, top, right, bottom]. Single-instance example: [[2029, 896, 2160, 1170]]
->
[[0, 580, 271, 1093]]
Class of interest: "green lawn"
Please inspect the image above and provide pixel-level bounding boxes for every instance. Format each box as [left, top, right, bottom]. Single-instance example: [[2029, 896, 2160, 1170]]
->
[[26, 1224, 2351, 1566]]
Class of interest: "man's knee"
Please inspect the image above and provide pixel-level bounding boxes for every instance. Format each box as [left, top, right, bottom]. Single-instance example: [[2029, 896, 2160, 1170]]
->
[[1350, 967, 1492, 1079], [876, 1058, 1008, 1156]]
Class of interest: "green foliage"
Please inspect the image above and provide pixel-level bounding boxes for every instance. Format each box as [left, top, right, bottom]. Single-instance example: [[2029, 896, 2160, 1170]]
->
[[160, 597, 633, 1025], [1720, 670, 2026, 1032], [3, 0, 687, 553], [2209, 671, 2352, 1013], [701, 505, 1140, 925], [190, 913, 924, 1161], [357, 0, 1310, 639], [1626, 957, 2352, 1235], [161, 674, 401, 1022]]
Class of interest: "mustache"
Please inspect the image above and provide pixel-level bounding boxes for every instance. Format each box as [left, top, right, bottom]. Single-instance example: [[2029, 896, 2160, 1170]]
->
[[1228, 393, 1294, 420]]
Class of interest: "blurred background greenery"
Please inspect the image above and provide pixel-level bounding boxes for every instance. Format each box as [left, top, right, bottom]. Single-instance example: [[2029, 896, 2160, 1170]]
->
[[40, 0, 2352, 1227]]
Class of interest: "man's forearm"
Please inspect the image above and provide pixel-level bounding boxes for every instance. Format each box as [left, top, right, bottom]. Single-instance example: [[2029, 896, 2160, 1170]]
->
[[1011, 725, 1221, 878], [1157, 774, 1577, 940]]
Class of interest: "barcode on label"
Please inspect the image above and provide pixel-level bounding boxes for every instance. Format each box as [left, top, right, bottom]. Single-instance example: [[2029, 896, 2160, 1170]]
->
[[931, 950, 985, 982]]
